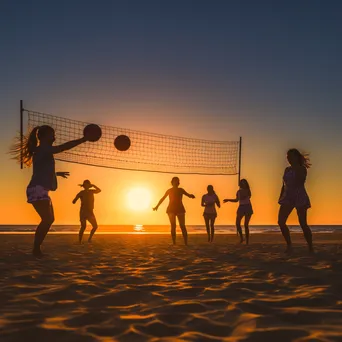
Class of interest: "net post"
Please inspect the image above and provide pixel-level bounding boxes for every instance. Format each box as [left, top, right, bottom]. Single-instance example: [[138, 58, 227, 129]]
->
[[238, 136, 242, 185], [20, 100, 24, 169]]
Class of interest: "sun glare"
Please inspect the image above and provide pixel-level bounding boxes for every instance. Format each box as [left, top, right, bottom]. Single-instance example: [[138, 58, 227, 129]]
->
[[126, 188, 151, 211]]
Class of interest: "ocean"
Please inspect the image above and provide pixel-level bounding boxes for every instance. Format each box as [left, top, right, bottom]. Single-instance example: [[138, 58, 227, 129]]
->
[[0, 225, 341, 234]]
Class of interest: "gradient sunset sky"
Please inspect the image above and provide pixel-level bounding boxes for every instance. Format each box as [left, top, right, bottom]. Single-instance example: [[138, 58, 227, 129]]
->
[[1, 0, 342, 225]]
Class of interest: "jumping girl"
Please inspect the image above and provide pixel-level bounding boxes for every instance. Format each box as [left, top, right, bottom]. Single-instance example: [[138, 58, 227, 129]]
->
[[12, 125, 88, 257]]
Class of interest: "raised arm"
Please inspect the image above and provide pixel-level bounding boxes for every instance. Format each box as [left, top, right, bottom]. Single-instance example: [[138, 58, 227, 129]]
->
[[153, 190, 169, 211], [91, 184, 101, 194], [51, 137, 87, 154], [72, 192, 81, 204]]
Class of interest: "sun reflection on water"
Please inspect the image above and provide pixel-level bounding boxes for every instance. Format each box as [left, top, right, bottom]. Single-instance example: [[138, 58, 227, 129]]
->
[[133, 224, 145, 233]]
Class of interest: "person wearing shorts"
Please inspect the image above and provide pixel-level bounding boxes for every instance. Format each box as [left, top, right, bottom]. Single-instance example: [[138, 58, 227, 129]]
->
[[15, 125, 88, 257], [201, 185, 220, 242], [72, 180, 101, 243], [153, 177, 195, 245], [278, 148, 313, 253], [224, 179, 253, 245]]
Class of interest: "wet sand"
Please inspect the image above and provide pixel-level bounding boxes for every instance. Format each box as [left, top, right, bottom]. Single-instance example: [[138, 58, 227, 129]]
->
[[0, 233, 342, 341]]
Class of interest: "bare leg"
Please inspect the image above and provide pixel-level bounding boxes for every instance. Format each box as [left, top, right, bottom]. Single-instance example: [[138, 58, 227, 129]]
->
[[168, 213, 177, 245], [32, 200, 55, 257], [87, 214, 98, 242], [204, 216, 210, 241], [236, 213, 244, 243], [278, 204, 294, 252], [210, 217, 216, 242], [79, 218, 87, 243], [297, 207, 313, 252], [177, 214, 188, 246], [244, 214, 252, 245]]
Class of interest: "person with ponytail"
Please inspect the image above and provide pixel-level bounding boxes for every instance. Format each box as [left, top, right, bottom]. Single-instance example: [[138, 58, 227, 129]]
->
[[12, 125, 88, 257], [278, 148, 313, 253], [201, 185, 220, 242], [223, 179, 253, 245]]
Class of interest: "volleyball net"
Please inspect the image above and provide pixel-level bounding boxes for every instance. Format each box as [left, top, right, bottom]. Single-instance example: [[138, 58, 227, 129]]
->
[[21, 106, 241, 176]]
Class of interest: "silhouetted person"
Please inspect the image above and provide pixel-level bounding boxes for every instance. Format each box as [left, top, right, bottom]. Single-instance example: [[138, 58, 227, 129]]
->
[[73, 180, 101, 243], [201, 185, 220, 242], [278, 149, 313, 253], [11, 125, 88, 257], [153, 177, 195, 245], [224, 179, 253, 245]]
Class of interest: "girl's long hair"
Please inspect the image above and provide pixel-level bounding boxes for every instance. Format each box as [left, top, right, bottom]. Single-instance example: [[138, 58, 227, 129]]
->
[[207, 185, 216, 195], [287, 148, 311, 169], [10, 125, 53, 167], [239, 179, 251, 197]]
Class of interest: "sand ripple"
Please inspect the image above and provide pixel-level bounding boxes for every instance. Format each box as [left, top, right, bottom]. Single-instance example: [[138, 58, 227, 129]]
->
[[0, 233, 342, 341]]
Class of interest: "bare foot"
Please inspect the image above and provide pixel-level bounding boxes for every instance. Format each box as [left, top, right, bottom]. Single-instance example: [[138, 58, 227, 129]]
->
[[284, 245, 293, 254], [32, 248, 43, 259]]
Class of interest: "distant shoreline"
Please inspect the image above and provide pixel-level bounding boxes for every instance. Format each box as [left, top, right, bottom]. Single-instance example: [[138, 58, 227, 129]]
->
[[0, 231, 340, 236], [1, 225, 342, 235]]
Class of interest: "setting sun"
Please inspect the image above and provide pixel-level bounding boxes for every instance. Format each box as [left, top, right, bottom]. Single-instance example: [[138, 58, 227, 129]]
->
[[126, 187, 152, 211]]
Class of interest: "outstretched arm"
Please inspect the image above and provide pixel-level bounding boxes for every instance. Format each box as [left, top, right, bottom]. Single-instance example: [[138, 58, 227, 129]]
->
[[223, 193, 238, 203], [183, 189, 195, 199], [51, 137, 87, 154], [72, 193, 81, 204], [153, 190, 169, 211], [91, 184, 101, 194], [223, 198, 238, 203], [56, 172, 70, 179]]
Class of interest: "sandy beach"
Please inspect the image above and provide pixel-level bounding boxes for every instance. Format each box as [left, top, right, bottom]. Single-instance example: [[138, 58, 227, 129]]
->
[[0, 233, 342, 341]]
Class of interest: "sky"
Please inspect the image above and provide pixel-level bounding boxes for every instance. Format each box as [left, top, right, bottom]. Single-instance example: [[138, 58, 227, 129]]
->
[[1, 0, 342, 226]]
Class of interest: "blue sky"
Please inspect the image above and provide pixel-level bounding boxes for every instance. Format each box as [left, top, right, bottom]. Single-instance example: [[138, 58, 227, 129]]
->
[[1, 0, 342, 224]]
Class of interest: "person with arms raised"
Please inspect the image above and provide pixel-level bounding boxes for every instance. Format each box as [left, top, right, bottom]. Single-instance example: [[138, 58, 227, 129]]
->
[[73, 180, 101, 243]]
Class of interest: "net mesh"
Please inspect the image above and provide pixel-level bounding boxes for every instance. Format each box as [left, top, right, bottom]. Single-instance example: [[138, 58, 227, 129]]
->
[[26, 109, 240, 175]]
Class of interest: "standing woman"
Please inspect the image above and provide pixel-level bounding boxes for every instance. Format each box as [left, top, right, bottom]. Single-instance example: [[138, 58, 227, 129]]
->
[[223, 179, 253, 245], [153, 177, 195, 245], [278, 149, 313, 253], [12, 125, 88, 257], [201, 185, 220, 242]]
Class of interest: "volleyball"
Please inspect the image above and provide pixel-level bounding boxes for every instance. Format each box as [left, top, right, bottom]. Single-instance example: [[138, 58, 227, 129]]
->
[[83, 124, 102, 142], [114, 135, 131, 151]]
